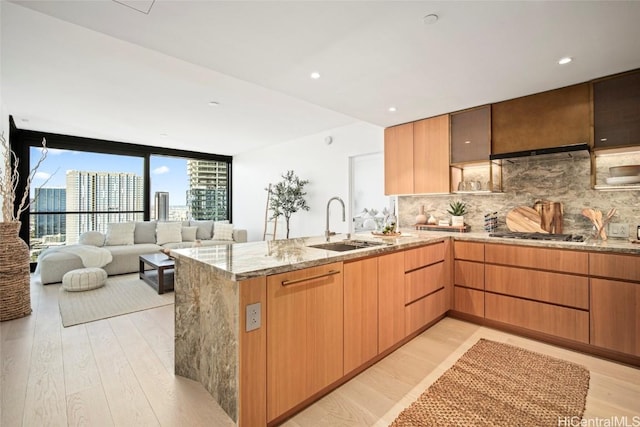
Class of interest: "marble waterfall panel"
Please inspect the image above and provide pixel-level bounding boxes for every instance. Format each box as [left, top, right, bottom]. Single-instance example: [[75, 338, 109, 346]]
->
[[174, 256, 240, 422]]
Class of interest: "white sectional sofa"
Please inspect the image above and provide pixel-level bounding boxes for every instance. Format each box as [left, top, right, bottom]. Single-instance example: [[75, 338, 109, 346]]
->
[[36, 220, 247, 284]]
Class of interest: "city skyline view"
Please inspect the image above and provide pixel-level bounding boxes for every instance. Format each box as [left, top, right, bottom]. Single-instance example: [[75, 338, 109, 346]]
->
[[28, 150, 230, 261], [31, 148, 190, 206]]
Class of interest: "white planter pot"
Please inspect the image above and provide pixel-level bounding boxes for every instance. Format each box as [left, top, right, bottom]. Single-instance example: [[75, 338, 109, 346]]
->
[[451, 215, 465, 227]]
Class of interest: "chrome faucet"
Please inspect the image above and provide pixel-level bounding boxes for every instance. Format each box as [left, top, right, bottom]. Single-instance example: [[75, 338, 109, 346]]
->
[[325, 196, 346, 241]]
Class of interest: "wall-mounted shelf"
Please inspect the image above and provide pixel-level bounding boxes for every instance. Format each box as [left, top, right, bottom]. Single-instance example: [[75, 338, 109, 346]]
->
[[452, 190, 505, 195], [450, 161, 503, 194], [593, 184, 640, 192], [592, 146, 640, 191]]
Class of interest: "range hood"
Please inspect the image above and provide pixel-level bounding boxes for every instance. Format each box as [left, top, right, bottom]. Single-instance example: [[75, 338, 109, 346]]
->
[[490, 143, 590, 162]]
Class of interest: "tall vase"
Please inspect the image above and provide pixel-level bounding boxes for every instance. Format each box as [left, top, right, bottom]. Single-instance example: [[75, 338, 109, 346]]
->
[[415, 205, 427, 225], [0, 222, 32, 321]]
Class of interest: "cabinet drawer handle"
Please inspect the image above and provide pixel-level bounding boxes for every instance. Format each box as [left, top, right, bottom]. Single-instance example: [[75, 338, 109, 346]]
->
[[281, 269, 340, 286]]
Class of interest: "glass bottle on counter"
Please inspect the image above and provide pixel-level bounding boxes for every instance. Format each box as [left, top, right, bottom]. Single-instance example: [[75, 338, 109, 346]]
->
[[383, 208, 397, 233]]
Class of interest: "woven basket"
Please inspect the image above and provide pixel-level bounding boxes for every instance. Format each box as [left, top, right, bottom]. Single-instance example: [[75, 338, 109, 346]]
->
[[0, 222, 32, 321]]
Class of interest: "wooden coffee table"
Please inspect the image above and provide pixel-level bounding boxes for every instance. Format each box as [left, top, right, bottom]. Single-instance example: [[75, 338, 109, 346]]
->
[[139, 253, 175, 294]]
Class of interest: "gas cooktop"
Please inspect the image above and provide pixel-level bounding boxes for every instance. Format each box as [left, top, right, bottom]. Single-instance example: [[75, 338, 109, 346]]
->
[[489, 232, 585, 242]]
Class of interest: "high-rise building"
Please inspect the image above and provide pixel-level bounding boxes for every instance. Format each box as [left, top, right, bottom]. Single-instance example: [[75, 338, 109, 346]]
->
[[32, 187, 66, 240], [186, 160, 228, 220], [155, 191, 169, 221], [65, 170, 144, 243]]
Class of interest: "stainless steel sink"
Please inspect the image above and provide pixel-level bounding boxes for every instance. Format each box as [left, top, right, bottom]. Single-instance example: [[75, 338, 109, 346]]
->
[[308, 240, 388, 252]]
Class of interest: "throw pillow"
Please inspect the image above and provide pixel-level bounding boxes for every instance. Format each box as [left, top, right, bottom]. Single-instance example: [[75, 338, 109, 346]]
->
[[182, 226, 198, 242], [156, 222, 183, 245], [79, 231, 106, 247], [190, 220, 214, 240], [134, 221, 157, 244], [213, 222, 234, 241], [105, 222, 135, 246]]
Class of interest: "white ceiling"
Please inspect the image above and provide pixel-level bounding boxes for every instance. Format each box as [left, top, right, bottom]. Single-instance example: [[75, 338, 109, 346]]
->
[[3, 1, 640, 156]]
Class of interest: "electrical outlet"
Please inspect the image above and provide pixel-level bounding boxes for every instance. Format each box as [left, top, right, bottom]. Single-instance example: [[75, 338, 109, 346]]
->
[[246, 302, 261, 332], [608, 223, 629, 238]]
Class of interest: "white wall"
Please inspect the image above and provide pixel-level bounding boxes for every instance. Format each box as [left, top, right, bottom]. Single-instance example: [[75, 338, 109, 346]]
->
[[233, 121, 384, 241]]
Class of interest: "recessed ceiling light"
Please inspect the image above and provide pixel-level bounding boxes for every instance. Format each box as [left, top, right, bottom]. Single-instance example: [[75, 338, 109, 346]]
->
[[208, 101, 220, 107], [310, 72, 321, 79], [558, 57, 572, 65], [388, 106, 397, 112], [423, 14, 439, 25], [464, 140, 471, 144], [160, 133, 168, 137]]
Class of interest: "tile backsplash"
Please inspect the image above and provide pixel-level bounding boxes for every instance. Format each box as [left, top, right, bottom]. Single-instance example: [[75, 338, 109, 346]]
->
[[398, 153, 640, 238]]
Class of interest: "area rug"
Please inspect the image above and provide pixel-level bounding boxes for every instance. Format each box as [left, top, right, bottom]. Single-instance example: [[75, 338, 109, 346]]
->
[[58, 273, 174, 327], [390, 339, 590, 427]]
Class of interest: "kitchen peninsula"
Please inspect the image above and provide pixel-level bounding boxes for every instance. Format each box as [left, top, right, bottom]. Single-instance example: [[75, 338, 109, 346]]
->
[[172, 232, 640, 427]]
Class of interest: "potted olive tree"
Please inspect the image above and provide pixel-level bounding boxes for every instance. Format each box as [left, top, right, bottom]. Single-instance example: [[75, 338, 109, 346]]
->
[[267, 170, 310, 239], [448, 200, 468, 227]]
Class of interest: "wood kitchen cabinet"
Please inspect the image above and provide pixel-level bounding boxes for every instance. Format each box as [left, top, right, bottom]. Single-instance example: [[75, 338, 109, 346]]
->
[[266, 262, 344, 421], [384, 122, 414, 194], [483, 244, 590, 343], [384, 115, 450, 195], [451, 106, 491, 164], [593, 69, 640, 149], [590, 252, 640, 356], [414, 114, 450, 193], [378, 251, 406, 352], [404, 243, 448, 335], [591, 278, 640, 356], [492, 83, 590, 155], [344, 257, 378, 374], [453, 241, 485, 317]]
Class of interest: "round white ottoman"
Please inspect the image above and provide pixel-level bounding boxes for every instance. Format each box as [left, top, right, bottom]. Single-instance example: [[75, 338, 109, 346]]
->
[[62, 267, 107, 292]]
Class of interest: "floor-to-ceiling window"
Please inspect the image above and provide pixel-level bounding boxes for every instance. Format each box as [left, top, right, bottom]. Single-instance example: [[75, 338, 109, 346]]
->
[[29, 149, 146, 260], [9, 122, 232, 266], [149, 156, 229, 222]]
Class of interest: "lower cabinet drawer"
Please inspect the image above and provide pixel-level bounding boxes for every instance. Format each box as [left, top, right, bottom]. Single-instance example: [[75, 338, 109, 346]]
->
[[454, 260, 484, 290], [405, 288, 446, 335], [453, 286, 484, 317], [405, 261, 444, 304], [485, 293, 589, 343], [485, 264, 589, 309]]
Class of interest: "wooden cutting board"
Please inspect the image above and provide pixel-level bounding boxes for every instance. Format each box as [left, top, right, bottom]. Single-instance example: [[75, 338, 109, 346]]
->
[[506, 206, 548, 233]]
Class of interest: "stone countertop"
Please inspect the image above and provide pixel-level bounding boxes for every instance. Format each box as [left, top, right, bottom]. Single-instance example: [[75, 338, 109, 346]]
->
[[172, 229, 640, 281]]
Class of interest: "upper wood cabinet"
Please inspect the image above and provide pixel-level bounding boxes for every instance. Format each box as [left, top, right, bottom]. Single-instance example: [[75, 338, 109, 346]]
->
[[384, 115, 450, 195], [491, 83, 591, 155], [593, 70, 640, 149], [384, 122, 414, 195], [451, 106, 491, 164], [414, 114, 450, 193]]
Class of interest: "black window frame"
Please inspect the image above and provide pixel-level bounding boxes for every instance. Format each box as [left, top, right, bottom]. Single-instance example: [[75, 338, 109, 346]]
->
[[8, 116, 233, 267]]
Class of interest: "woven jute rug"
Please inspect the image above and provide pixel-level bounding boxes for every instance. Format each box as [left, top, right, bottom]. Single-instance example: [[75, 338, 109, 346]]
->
[[58, 273, 174, 327], [390, 338, 590, 427]]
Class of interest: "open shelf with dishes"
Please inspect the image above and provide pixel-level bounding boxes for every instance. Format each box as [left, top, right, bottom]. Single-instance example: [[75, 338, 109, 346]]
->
[[592, 146, 640, 191], [450, 160, 503, 194]]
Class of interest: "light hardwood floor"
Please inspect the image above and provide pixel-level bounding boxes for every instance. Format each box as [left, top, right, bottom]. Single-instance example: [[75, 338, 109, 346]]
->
[[1, 277, 639, 426]]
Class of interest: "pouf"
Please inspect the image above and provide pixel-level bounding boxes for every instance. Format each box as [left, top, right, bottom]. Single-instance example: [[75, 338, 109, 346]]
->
[[62, 267, 107, 292]]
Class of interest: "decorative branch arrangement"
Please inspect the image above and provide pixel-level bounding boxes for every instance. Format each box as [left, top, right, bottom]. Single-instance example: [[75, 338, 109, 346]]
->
[[0, 133, 48, 222]]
